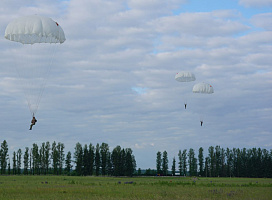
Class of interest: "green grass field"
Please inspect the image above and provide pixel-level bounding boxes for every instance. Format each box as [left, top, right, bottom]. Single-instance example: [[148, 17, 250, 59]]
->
[[0, 176, 271, 199]]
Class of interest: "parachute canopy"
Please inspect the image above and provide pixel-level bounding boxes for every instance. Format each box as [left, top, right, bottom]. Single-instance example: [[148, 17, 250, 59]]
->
[[175, 71, 196, 82], [192, 82, 214, 94], [5, 15, 65, 44]]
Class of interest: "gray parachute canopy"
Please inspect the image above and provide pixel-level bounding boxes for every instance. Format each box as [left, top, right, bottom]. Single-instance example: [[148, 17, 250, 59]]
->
[[175, 71, 196, 82], [192, 82, 214, 94], [5, 15, 65, 44]]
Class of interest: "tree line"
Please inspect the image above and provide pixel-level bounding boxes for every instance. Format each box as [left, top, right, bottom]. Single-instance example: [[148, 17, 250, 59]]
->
[[154, 146, 272, 178], [0, 140, 136, 176], [1, 140, 272, 178]]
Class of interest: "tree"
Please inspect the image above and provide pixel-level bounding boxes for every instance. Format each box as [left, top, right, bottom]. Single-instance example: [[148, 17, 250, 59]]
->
[[65, 151, 72, 175], [8, 159, 11, 175], [178, 150, 182, 176], [120, 148, 126, 176], [204, 157, 209, 177], [181, 149, 187, 176], [156, 151, 162, 175], [112, 145, 122, 176], [220, 147, 226, 177], [240, 148, 248, 177], [40, 142, 46, 174], [107, 150, 112, 175], [16, 149, 22, 175], [58, 142, 65, 175], [0, 140, 9, 174], [95, 143, 101, 176], [162, 151, 168, 175], [100, 143, 109, 176], [44, 142, 51, 174], [172, 157, 176, 176], [51, 141, 59, 175], [188, 148, 197, 176], [29, 149, 32, 175], [124, 148, 136, 176], [74, 142, 83, 176], [208, 146, 215, 177], [89, 143, 95, 175], [32, 143, 39, 175], [12, 151, 16, 175], [225, 148, 233, 177], [232, 148, 241, 177], [82, 144, 89, 176], [198, 147, 204, 176], [261, 149, 270, 178], [215, 146, 221, 177]]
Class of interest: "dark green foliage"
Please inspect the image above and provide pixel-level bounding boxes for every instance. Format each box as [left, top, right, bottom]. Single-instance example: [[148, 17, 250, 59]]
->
[[16, 149, 22, 175], [32, 143, 39, 175], [171, 157, 176, 176], [162, 151, 168, 175], [95, 143, 100, 176], [12, 151, 16, 175], [198, 147, 204, 176], [89, 143, 95, 175], [2, 139, 272, 178], [100, 143, 109, 176], [82, 144, 89, 176], [188, 148, 197, 176], [156, 151, 162, 175], [0, 140, 9, 174], [65, 151, 72, 175], [74, 142, 83, 176], [181, 149, 187, 176]]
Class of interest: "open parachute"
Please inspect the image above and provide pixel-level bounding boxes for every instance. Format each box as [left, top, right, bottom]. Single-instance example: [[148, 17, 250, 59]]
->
[[175, 71, 196, 82], [5, 15, 65, 44], [192, 82, 214, 94], [192, 82, 214, 126], [175, 71, 196, 109], [5, 15, 65, 116]]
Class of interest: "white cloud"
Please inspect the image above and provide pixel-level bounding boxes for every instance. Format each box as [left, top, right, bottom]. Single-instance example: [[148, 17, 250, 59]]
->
[[239, 0, 272, 7], [152, 12, 249, 37], [251, 13, 272, 31]]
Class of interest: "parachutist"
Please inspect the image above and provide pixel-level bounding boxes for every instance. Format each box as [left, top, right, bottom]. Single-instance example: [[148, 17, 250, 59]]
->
[[184, 103, 187, 109], [29, 116, 37, 130], [200, 120, 203, 126]]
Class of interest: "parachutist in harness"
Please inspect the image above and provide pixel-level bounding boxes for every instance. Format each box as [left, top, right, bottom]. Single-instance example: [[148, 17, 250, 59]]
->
[[200, 120, 203, 126], [29, 116, 37, 130], [184, 103, 187, 109]]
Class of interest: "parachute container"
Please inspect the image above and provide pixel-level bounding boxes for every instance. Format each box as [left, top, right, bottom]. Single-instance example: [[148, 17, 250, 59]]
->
[[192, 82, 214, 94], [175, 71, 196, 82]]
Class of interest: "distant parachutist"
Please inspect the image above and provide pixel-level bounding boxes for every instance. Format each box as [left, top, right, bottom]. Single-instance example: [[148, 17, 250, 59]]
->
[[29, 115, 37, 130], [200, 120, 203, 126], [184, 103, 187, 109]]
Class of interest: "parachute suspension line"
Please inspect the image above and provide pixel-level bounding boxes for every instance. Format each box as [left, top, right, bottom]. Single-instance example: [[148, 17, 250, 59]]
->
[[34, 24, 62, 114], [14, 39, 58, 116], [34, 43, 58, 115]]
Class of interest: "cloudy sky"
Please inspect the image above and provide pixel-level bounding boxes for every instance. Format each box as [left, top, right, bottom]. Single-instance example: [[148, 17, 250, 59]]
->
[[0, 0, 271, 169]]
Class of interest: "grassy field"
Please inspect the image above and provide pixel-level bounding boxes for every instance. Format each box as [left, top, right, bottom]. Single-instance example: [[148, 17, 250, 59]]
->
[[0, 175, 272, 199]]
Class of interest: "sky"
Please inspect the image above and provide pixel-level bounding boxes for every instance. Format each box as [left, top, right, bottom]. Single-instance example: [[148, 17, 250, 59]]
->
[[0, 0, 271, 169]]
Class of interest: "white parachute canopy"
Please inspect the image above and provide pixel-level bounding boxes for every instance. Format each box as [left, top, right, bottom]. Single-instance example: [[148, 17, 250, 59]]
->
[[4, 15, 65, 115], [175, 71, 196, 82], [5, 15, 65, 44], [192, 82, 214, 94]]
